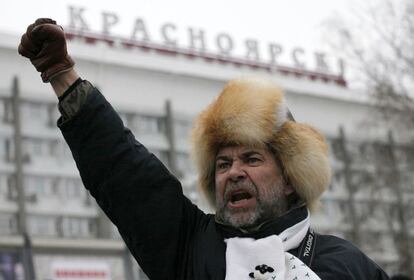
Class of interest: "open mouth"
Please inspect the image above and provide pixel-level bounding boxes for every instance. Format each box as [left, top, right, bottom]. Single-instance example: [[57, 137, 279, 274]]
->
[[227, 189, 255, 208], [230, 191, 252, 203]]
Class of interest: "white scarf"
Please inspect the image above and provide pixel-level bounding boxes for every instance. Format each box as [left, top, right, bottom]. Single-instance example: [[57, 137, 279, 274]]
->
[[224, 212, 321, 280]]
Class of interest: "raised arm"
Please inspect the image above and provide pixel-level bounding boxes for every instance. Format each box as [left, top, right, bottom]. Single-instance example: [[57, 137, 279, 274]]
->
[[18, 18, 204, 279]]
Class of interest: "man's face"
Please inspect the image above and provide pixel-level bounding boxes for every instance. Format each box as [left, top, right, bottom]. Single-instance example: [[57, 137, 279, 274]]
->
[[215, 145, 293, 228]]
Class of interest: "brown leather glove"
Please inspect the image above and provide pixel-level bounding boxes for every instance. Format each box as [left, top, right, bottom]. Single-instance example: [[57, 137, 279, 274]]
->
[[18, 18, 75, 83]]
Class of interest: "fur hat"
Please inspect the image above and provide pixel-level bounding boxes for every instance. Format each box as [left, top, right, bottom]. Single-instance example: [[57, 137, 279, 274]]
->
[[191, 77, 331, 210]]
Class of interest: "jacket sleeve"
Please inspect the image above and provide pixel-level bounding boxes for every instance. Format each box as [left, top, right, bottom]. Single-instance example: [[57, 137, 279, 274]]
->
[[57, 81, 201, 279]]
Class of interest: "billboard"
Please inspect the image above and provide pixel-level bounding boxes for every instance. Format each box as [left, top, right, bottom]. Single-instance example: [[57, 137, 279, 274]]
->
[[0, 252, 24, 280], [50, 260, 111, 280]]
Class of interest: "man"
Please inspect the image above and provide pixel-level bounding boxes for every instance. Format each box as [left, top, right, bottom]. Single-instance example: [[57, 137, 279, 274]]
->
[[18, 18, 389, 279]]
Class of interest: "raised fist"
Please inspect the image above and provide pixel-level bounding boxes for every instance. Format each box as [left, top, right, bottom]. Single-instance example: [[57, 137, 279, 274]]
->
[[18, 18, 74, 82]]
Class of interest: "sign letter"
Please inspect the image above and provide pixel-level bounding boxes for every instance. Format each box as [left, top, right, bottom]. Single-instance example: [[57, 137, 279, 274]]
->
[[315, 52, 329, 72], [188, 28, 206, 51], [102, 12, 119, 35], [161, 23, 177, 47], [131, 18, 150, 41], [245, 39, 260, 60], [292, 48, 306, 68], [68, 6, 90, 31], [216, 33, 234, 56], [269, 43, 283, 64]]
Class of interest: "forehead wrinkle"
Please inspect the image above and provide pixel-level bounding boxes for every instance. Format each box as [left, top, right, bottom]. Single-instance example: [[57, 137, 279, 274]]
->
[[215, 155, 232, 162]]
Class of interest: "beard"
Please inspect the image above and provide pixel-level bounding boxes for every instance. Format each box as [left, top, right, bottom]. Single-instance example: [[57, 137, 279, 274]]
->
[[215, 180, 289, 229]]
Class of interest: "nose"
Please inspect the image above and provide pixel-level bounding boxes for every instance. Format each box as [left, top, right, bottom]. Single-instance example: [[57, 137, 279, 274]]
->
[[228, 161, 246, 182]]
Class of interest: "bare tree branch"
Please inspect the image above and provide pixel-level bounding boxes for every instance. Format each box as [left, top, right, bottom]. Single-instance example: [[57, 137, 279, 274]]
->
[[324, 0, 414, 274]]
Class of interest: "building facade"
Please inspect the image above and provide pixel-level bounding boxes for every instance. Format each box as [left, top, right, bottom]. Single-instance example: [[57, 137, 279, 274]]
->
[[0, 28, 412, 279]]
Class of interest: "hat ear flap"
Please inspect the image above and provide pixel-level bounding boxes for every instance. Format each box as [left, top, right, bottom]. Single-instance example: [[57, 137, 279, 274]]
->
[[272, 121, 331, 210]]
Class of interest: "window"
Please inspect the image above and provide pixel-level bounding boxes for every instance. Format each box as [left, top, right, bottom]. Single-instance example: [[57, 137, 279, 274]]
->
[[25, 176, 53, 200], [50, 140, 72, 160], [21, 102, 48, 126], [60, 217, 96, 238], [0, 137, 5, 161], [0, 174, 8, 198], [49, 140, 59, 158], [6, 175, 17, 200], [0, 99, 5, 122], [28, 215, 57, 237], [63, 178, 83, 199], [131, 115, 163, 134], [51, 177, 61, 195], [0, 213, 18, 235], [32, 140, 43, 156], [157, 117, 166, 133], [2, 98, 13, 123], [23, 138, 44, 157], [0, 174, 17, 202], [5, 138, 14, 162]]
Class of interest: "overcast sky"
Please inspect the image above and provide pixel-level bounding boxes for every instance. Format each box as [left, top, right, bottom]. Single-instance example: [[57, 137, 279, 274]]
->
[[0, 0, 365, 76], [0, 0, 353, 48]]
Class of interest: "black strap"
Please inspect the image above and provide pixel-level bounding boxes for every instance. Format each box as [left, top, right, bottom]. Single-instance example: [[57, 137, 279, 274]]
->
[[297, 228, 317, 268]]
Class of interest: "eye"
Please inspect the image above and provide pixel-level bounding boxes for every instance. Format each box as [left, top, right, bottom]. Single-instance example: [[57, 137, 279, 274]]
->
[[216, 161, 231, 171], [246, 157, 261, 165]]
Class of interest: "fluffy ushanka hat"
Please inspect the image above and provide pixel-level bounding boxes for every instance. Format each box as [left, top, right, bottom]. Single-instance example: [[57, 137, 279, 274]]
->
[[191, 78, 331, 211]]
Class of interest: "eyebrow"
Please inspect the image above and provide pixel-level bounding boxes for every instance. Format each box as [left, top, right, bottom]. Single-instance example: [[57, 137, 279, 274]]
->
[[215, 150, 262, 161], [240, 151, 262, 158]]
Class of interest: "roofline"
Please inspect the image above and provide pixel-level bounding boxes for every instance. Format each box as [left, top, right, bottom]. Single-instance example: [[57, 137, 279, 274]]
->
[[65, 29, 347, 88]]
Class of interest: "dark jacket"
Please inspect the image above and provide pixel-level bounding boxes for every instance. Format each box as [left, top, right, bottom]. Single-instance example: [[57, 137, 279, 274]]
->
[[58, 81, 389, 280]]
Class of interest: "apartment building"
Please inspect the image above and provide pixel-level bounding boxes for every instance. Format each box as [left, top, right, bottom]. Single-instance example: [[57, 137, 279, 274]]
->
[[0, 28, 411, 279]]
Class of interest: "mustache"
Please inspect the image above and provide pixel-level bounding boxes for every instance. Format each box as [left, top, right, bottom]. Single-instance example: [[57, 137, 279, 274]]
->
[[223, 181, 257, 202]]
